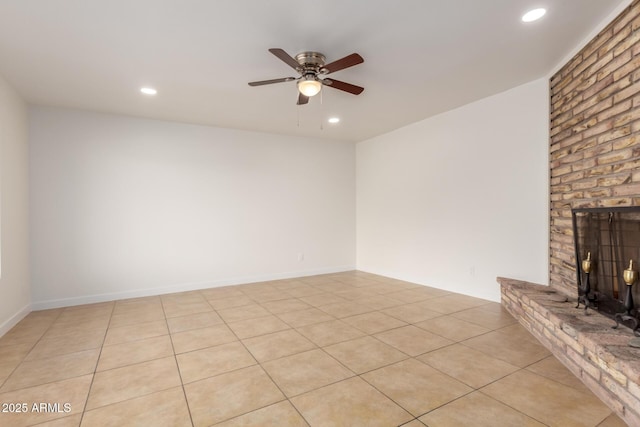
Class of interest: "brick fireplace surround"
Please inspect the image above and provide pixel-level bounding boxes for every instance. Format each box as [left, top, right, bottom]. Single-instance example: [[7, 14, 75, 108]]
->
[[500, 1, 640, 425]]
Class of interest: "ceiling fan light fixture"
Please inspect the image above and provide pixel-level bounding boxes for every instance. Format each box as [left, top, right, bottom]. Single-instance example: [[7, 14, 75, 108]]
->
[[298, 78, 322, 97]]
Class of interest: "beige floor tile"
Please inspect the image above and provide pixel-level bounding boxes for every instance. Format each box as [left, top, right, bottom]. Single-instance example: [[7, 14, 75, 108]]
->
[[0, 342, 33, 365], [26, 329, 105, 361], [102, 319, 167, 346], [166, 311, 224, 333], [245, 289, 291, 303], [481, 370, 612, 427], [0, 327, 47, 348], [227, 315, 290, 339], [291, 376, 413, 427], [86, 356, 181, 410], [212, 401, 309, 427], [417, 343, 519, 388], [241, 329, 316, 362], [200, 287, 245, 300], [299, 293, 348, 307], [162, 299, 213, 318], [420, 391, 545, 427], [451, 303, 517, 330], [108, 309, 165, 329], [97, 335, 173, 371], [8, 310, 61, 335], [160, 291, 205, 302], [363, 358, 472, 416], [270, 279, 305, 290], [462, 329, 550, 368], [184, 365, 284, 427], [324, 336, 408, 374], [414, 315, 490, 342], [262, 349, 354, 397], [302, 277, 343, 287], [526, 355, 590, 392], [342, 311, 407, 334], [375, 325, 453, 356], [285, 285, 325, 298], [355, 295, 405, 310], [176, 341, 256, 383], [317, 301, 373, 318], [205, 295, 254, 310], [296, 320, 366, 347], [112, 295, 161, 311], [384, 289, 439, 303], [597, 413, 629, 427], [416, 294, 489, 314], [31, 414, 82, 426], [400, 421, 427, 427], [0, 360, 20, 385], [237, 281, 277, 292], [45, 317, 110, 339], [0, 312, 59, 344], [54, 305, 112, 325], [0, 375, 92, 427], [1, 349, 99, 392], [333, 288, 377, 300], [382, 303, 443, 323], [217, 304, 271, 322], [277, 308, 335, 328], [386, 286, 451, 302], [110, 301, 162, 318], [260, 298, 312, 314], [368, 283, 412, 294], [171, 324, 237, 354], [496, 322, 544, 341], [81, 386, 191, 427]]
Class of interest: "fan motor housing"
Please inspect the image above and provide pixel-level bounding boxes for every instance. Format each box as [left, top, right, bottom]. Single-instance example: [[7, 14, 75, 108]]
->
[[295, 52, 326, 69]]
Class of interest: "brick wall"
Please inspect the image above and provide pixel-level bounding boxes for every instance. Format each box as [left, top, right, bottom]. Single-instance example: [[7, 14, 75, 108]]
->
[[550, 0, 640, 297]]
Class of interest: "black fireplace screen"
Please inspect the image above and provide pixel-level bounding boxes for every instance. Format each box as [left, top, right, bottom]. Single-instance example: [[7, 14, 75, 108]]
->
[[572, 207, 640, 318]]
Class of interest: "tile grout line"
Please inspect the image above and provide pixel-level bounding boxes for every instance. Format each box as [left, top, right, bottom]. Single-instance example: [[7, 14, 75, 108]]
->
[[78, 301, 116, 426], [160, 296, 196, 427]]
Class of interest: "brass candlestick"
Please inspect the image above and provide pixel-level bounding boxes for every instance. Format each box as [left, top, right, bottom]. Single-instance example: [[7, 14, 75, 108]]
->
[[576, 252, 595, 313], [613, 259, 640, 337]]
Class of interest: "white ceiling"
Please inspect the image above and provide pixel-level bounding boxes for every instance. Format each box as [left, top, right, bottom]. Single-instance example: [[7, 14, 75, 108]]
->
[[0, 0, 628, 142]]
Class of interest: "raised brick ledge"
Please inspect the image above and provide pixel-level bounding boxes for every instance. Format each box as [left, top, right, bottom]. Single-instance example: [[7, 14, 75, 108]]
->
[[498, 277, 640, 426]]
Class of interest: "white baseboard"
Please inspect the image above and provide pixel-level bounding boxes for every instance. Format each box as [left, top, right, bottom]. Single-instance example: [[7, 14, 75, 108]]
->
[[0, 304, 32, 337], [31, 265, 356, 310]]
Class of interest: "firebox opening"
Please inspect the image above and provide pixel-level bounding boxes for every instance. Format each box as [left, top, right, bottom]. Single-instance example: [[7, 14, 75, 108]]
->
[[572, 207, 640, 325]]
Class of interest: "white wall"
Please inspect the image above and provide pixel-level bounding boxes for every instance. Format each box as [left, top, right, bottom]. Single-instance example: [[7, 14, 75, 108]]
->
[[356, 78, 549, 301], [29, 107, 355, 308], [0, 74, 31, 334]]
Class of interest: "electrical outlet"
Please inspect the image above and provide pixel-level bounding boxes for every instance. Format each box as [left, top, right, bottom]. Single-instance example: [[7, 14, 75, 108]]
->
[[297, 253, 304, 262]]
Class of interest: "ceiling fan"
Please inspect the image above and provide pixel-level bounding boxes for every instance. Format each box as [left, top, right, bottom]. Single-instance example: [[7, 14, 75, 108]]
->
[[248, 48, 364, 105]]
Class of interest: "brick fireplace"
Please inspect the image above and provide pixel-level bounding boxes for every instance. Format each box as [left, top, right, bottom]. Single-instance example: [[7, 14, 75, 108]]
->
[[501, 1, 640, 425]]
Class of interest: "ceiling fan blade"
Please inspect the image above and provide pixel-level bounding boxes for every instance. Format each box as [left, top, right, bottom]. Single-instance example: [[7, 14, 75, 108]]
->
[[322, 53, 364, 74], [269, 48, 300, 70], [297, 93, 309, 105], [248, 77, 296, 86], [323, 78, 364, 95]]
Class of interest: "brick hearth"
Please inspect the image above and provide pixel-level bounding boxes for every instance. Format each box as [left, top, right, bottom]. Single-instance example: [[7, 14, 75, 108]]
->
[[500, 277, 640, 426]]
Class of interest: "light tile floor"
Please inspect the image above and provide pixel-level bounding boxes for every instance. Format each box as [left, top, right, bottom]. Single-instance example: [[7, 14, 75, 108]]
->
[[0, 271, 628, 427]]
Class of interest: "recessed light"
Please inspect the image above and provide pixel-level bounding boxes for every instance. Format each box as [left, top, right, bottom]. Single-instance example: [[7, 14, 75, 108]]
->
[[140, 87, 157, 95], [328, 117, 340, 124], [522, 8, 546, 22]]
